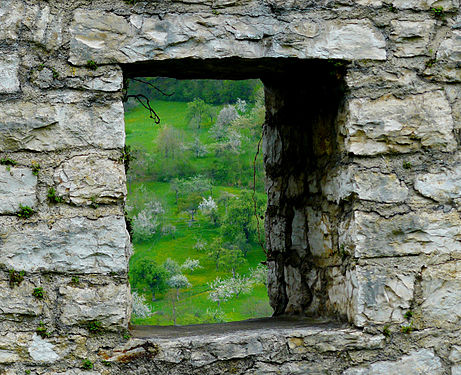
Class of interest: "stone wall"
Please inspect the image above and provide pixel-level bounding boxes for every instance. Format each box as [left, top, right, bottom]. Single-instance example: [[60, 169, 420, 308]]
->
[[0, 0, 460, 373]]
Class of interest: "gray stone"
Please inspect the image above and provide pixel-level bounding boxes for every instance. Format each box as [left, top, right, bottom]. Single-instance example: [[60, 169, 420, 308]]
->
[[420, 261, 461, 328], [0, 350, 20, 364], [0, 0, 23, 40], [0, 216, 129, 274], [322, 167, 409, 203], [59, 283, 130, 329], [0, 280, 43, 317], [415, 165, 461, 204], [343, 349, 444, 374], [344, 91, 456, 155], [0, 100, 125, 151], [349, 265, 415, 326], [340, 210, 461, 258], [54, 154, 126, 206], [69, 11, 386, 64], [0, 54, 20, 93], [391, 0, 458, 9], [0, 166, 37, 214], [453, 365, 461, 375], [390, 20, 435, 57], [307, 207, 333, 258], [28, 334, 59, 363], [437, 30, 461, 64], [450, 345, 461, 363]]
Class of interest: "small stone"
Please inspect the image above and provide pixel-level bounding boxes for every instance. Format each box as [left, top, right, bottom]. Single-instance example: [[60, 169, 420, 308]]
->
[[0, 216, 129, 274], [437, 30, 461, 64], [59, 283, 130, 329], [419, 261, 461, 328], [415, 165, 461, 204], [28, 334, 60, 363], [0, 166, 37, 214], [390, 20, 435, 57], [345, 91, 456, 155], [54, 154, 126, 206], [0, 54, 20, 93], [343, 348, 444, 374]]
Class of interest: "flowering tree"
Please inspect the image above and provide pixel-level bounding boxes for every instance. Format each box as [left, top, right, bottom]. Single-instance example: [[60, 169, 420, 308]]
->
[[131, 200, 165, 242], [208, 275, 252, 307], [198, 196, 218, 225], [180, 258, 202, 272], [167, 273, 192, 325], [131, 291, 155, 319], [210, 105, 239, 141]]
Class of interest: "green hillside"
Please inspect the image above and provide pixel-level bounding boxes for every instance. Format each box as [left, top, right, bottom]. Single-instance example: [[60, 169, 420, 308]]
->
[[125, 79, 272, 325]]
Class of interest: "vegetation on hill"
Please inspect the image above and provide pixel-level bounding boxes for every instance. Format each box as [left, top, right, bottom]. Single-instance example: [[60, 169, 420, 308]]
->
[[125, 78, 271, 325]]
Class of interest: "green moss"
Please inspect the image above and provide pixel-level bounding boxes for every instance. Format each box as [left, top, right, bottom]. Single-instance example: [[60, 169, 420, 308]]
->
[[87, 320, 103, 333], [17, 205, 35, 219], [9, 269, 25, 287], [86, 60, 98, 71], [82, 359, 93, 370], [31, 162, 41, 176], [36, 321, 51, 338], [0, 158, 17, 166], [32, 287, 45, 299], [47, 187, 64, 204]]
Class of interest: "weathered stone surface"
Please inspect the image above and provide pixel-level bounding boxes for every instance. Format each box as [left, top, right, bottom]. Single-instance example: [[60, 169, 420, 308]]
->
[[307, 207, 333, 258], [344, 91, 456, 155], [0, 54, 20, 93], [69, 11, 386, 64], [453, 365, 461, 375], [343, 349, 444, 375], [54, 154, 126, 206], [437, 30, 461, 64], [450, 345, 461, 363], [390, 20, 435, 57], [340, 210, 461, 258], [0, 216, 129, 274], [22, 4, 64, 50], [0, 280, 43, 317], [0, 0, 23, 40], [0, 350, 20, 364], [419, 261, 461, 328], [0, 166, 37, 214], [28, 334, 60, 363], [322, 167, 409, 203], [0, 101, 125, 151], [336, 265, 415, 326], [391, 0, 458, 9], [59, 283, 129, 329], [415, 165, 461, 204]]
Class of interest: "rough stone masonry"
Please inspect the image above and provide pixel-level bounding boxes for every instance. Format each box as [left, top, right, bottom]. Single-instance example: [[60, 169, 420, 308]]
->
[[0, 0, 460, 373]]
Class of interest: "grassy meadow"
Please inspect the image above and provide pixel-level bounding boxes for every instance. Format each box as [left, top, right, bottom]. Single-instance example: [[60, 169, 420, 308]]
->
[[125, 81, 271, 326]]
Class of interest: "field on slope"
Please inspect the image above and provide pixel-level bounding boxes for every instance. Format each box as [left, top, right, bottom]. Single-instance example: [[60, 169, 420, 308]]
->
[[125, 88, 271, 325]]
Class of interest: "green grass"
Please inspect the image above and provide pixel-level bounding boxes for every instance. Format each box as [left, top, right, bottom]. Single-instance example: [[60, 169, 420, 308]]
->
[[126, 98, 270, 326]]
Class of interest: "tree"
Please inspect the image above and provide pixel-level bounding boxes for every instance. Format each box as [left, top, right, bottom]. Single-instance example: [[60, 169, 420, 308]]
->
[[180, 258, 202, 272], [131, 200, 165, 242], [189, 136, 208, 158], [208, 275, 252, 307], [167, 273, 191, 325], [131, 291, 154, 319], [156, 125, 183, 159], [208, 237, 225, 271], [130, 258, 168, 301], [210, 105, 239, 141], [178, 192, 202, 225], [221, 190, 264, 245], [220, 246, 247, 278], [163, 258, 181, 277], [186, 98, 210, 130], [198, 196, 219, 226]]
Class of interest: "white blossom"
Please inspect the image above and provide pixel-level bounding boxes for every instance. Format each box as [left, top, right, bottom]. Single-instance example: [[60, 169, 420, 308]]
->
[[131, 291, 154, 319], [198, 196, 217, 212], [181, 258, 202, 272]]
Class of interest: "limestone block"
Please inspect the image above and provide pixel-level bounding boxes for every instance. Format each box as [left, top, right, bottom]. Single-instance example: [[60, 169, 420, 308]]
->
[[340, 210, 461, 258], [0, 280, 43, 317], [391, 0, 458, 9], [28, 334, 59, 363], [453, 365, 461, 375], [415, 165, 461, 204], [0, 216, 129, 274], [322, 167, 408, 203], [307, 207, 333, 258], [343, 348, 444, 375], [54, 154, 126, 206], [437, 30, 461, 64], [345, 91, 456, 155], [65, 66, 123, 92], [22, 4, 64, 50], [59, 283, 129, 329], [0, 54, 20, 93], [69, 11, 386, 64], [419, 261, 461, 328], [450, 345, 461, 363], [347, 265, 415, 326], [390, 20, 435, 57], [290, 209, 308, 256], [0, 100, 125, 151], [0, 166, 37, 214], [0, 0, 24, 40], [0, 350, 20, 364]]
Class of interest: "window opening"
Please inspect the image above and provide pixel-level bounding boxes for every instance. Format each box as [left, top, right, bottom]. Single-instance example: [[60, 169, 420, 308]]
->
[[124, 77, 272, 326]]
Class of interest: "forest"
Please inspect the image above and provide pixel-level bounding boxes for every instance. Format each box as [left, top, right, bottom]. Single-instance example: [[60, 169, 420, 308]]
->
[[125, 78, 271, 325]]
